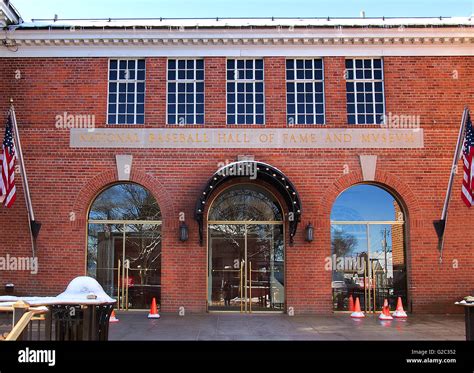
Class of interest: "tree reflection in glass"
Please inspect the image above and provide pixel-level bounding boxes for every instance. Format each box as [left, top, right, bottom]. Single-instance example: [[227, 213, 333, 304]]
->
[[208, 185, 285, 311], [87, 183, 162, 309]]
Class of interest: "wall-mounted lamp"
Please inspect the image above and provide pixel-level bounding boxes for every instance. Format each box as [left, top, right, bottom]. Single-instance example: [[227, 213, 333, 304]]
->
[[4, 283, 14, 294], [179, 222, 189, 242], [305, 222, 314, 242]]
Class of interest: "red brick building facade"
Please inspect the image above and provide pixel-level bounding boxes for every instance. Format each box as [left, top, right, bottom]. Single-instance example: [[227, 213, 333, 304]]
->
[[0, 10, 472, 314]]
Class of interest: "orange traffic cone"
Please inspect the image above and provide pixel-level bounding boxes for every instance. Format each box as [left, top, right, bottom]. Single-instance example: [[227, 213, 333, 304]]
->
[[378, 298, 393, 320], [109, 309, 119, 323], [350, 297, 365, 318], [393, 297, 408, 318], [348, 295, 354, 312], [147, 297, 160, 319]]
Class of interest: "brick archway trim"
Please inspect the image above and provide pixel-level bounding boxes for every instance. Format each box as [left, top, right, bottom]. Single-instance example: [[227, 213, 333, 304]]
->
[[71, 169, 176, 229], [318, 169, 424, 228]]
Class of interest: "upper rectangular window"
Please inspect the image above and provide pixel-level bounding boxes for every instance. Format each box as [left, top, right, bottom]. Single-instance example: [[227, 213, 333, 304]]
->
[[345, 58, 384, 125], [286, 59, 325, 125], [107, 59, 145, 125], [167, 59, 205, 125], [226, 59, 265, 125]]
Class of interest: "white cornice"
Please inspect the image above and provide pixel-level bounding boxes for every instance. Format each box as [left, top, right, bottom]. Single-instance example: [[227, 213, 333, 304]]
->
[[6, 25, 474, 39], [1, 44, 472, 58], [1, 26, 473, 57]]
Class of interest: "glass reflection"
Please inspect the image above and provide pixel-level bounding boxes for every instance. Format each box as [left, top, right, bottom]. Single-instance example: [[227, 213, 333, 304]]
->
[[330, 184, 407, 312], [208, 185, 282, 221], [208, 185, 285, 312], [87, 183, 162, 310], [247, 224, 285, 311], [89, 183, 161, 221], [331, 184, 402, 221], [331, 224, 368, 311], [208, 224, 284, 311], [208, 224, 245, 311]]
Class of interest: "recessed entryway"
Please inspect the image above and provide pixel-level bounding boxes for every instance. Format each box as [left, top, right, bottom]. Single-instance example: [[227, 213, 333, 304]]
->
[[207, 185, 285, 313]]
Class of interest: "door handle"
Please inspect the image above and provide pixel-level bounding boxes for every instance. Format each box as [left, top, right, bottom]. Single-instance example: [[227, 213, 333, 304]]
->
[[125, 262, 129, 311], [249, 261, 252, 314], [117, 259, 121, 310], [240, 265, 244, 313], [372, 261, 376, 313]]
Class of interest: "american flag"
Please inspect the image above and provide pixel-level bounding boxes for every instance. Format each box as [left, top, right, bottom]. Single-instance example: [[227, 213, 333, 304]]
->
[[0, 112, 16, 208], [461, 114, 474, 207]]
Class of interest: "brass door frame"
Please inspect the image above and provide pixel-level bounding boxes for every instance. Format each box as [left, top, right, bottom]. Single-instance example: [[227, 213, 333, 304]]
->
[[116, 229, 129, 311], [331, 220, 406, 313], [106, 222, 161, 311], [85, 219, 162, 277], [362, 259, 379, 314], [207, 222, 285, 313], [244, 226, 248, 313]]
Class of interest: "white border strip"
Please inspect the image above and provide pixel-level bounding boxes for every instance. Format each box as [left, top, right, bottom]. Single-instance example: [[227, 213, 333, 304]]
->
[[2, 44, 472, 57]]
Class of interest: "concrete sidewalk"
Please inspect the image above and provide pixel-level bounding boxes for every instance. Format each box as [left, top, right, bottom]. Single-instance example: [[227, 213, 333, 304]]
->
[[108, 312, 466, 341]]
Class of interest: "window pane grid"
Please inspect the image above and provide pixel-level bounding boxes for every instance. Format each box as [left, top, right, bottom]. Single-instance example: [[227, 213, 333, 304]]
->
[[286, 59, 325, 125], [107, 59, 145, 125], [167, 59, 204, 125], [346, 58, 384, 125], [227, 59, 265, 125]]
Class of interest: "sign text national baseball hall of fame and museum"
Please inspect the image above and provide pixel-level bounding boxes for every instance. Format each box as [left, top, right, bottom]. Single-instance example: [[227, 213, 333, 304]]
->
[[70, 128, 424, 149]]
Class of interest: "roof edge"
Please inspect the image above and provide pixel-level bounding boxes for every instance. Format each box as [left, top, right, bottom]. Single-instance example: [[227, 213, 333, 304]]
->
[[12, 16, 474, 30]]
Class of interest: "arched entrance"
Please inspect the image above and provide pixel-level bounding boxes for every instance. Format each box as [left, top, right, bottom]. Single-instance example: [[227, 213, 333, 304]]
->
[[86, 183, 162, 310], [330, 183, 408, 313], [207, 184, 285, 312]]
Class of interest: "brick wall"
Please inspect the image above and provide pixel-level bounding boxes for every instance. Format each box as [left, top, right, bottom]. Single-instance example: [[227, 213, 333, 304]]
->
[[392, 201, 405, 267], [0, 56, 472, 314]]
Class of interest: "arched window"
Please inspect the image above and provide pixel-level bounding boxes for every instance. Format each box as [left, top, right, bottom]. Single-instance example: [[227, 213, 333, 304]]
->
[[87, 183, 162, 310], [330, 184, 407, 312], [208, 184, 283, 222], [88, 183, 161, 221]]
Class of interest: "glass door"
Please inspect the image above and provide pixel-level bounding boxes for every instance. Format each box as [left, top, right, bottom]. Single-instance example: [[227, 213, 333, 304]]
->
[[330, 224, 368, 311], [330, 184, 408, 313], [87, 183, 162, 310], [88, 222, 161, 310], [208, 224, 245, 311], [331, 223, 406, 313], [122, 224, 162, 310], [208, 223, 284, 313], [87, 223, 124, 305], [246, 224, 285, 312], [369, 224, 396, 312]]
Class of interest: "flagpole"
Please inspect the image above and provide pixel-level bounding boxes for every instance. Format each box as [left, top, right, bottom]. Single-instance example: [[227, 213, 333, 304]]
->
[[9, 99, 37, 258], [435, 106, 469, 264]]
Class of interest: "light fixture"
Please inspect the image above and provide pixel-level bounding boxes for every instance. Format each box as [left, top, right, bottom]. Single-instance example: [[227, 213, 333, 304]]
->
[[305, 223, 314, 242], [4, 283, 14, 294], [31, 220, 42, 239], [179, 222, 189, 242]]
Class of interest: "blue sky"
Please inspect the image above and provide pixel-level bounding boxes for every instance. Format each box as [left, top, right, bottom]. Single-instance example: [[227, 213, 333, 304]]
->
[[12, 0, 473, 21], [331, 184, 397, 221], [331, 185, 397, 257]]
